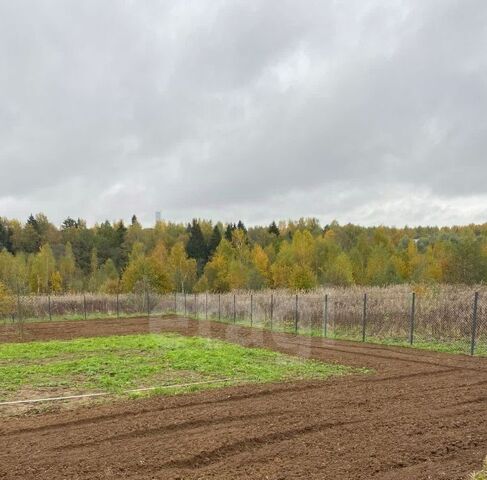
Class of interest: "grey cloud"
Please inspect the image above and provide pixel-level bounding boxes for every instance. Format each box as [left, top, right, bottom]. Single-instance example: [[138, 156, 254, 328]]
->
[[0, 0, 486, 226]]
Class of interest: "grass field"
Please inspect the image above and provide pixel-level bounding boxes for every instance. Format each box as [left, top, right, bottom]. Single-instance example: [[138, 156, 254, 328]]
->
[[0, 333, 361, 403]]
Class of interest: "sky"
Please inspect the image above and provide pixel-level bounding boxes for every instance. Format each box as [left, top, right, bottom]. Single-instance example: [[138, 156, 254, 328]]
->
[[0, 0, 486, 228]]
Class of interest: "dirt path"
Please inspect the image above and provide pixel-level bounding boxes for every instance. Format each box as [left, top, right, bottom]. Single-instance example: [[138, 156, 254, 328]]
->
[[1, 316, 486, 479]]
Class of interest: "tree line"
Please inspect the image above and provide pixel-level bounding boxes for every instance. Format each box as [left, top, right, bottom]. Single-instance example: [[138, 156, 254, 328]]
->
[[0, 214, 486, 294]]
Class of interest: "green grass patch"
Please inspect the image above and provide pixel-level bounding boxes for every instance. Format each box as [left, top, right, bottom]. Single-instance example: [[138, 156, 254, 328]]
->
[[1, 312, 146, 325], [0, 333, 362, 402], [197, 314, 487, 357], [326, 331, 487, 356], [470, 458, 487, 480]]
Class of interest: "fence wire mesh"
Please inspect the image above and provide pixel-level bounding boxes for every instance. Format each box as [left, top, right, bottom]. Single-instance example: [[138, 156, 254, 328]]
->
[[328, 290, 363, 341], [2, 287, 487, 355], [365, 292, 410, 341], [414, 288, 472, 350], [475, 292, 487, 356]]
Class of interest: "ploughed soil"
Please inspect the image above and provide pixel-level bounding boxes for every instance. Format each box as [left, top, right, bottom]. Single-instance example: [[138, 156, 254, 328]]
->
[[1, 316, 486, 479]]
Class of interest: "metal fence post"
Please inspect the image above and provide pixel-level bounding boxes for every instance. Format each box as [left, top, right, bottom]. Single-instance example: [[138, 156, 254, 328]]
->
[[16, 286, 23, 339], [194, 293, 197, 318], [48, 294, 52, 321], [146, 287, 150, 319], [270, 293, 273, 331], [323, 294, 328, 337], [409, 292, 416, 345], [250, 294, 253, 327], [83, 294, 87, 320], [218, 294, 221, 321], [16, 287, 21, 321], [174, 292, 177, 314], [205, 292, 208, 320], [295, 294, 298, 333], [362, 293, 367, 342], [116, 280, 120, 318], [471, 291, 479, 356], [233, 294, 236, 324]]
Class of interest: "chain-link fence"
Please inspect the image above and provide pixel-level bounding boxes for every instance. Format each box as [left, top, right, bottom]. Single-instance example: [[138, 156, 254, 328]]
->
[[1, 286, 486, 355], [477, 293, 487, 356]]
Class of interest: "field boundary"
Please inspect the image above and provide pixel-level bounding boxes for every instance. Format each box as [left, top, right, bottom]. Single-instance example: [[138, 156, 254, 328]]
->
[[3, 286, 487, 356]]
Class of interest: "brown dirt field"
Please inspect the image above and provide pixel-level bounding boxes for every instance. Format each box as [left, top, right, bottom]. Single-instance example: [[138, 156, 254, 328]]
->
[[1, 316, 487, 480]]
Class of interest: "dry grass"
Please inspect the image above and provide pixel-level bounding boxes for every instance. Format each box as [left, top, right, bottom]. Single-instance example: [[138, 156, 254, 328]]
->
[[191, 286, 487, 352]]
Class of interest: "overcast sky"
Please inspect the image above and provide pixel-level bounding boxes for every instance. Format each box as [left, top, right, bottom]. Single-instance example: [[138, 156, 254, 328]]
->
[[1, 0, 486, 228]]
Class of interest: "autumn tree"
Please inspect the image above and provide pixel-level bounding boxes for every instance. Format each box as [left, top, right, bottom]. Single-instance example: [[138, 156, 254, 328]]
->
[[198, 240, 233, 292], [168, 242, 197, 292], [326, 252, 354, 286], [444, 235, 487, 284], [29, 244, 57, 293], [59, 242, 77, 292], [0, 281, 15, 317], [121, 242, 172, 293], [99, 259, 121, 293], [0, 250, 28, 292], [2, 213, 487, 292], [249, 244, 271, 289]]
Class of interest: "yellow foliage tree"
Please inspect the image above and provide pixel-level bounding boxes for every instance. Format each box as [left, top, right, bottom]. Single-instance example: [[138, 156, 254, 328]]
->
[[291, 230, 315, 266], [167, 242, 197, 292], [327, 252, 354, 286], [149, 241, 172, 290], [271, 262, 293, 288], [50, 271, 63, 293], [0, 249, 28, 291], [29, 244, 56, 293], [250, 244, 271, 288], [271, 241, 294, 287], [289, 264, 317, 290], [200, 249, 231, 292], [0, 281, 15, 317], [227, 259, 248, 290], [121, 242, 172, 293], [59, 242, 77, 292]]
